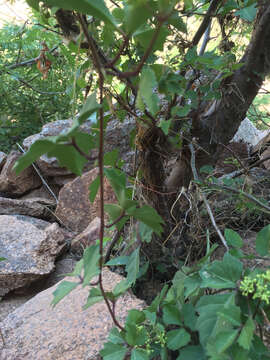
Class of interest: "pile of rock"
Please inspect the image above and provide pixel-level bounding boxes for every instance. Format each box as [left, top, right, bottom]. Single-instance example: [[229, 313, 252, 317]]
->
[[0, 115, 269, 359], [0, 117, 140, 359]]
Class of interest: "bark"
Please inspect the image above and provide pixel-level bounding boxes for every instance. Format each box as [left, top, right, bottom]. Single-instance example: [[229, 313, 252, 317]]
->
[[167, 3, 270, 189], [198, 3, 270, 149]]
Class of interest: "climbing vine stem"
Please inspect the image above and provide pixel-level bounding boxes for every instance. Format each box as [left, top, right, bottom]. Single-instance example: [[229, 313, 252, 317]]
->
[[77, 13, 125, 332]]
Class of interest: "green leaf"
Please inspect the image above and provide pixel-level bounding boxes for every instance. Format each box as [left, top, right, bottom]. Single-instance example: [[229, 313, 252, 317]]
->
[[228, 343, 249, 360], [108, 327, 125, 345], [162, 304, 182, 326], [249, 334, 270, 358], [131, 348, 150, 360], [214, 329, 239, 354], [89, 175, 100, 203], [26, 0, 39, 11], [225, 229, 243, 248], [78, 92, 101, 124], [177, 345, 206, 360], [182, 303, 197, 331], [137, 261, 149, 279], [200, 165, 214, 174], [238, 317, 255, 350], [48, 143, 87, 175], [113, 278, 132, 296], [43, 0, 118, 29], [65, 259, 83, 277], [126, 247, 140, 285], [104, 203, 123, 221], [172, 105, 191, 117], [147, 284, 169, 313], [72, 131, 94, 154], [138, 67, 159, 115], [127, 205, 164, 235], [256, 224, 270, 256], [100, 342, 127, 360], [104, 149, 119, 166], [14, 139, 56, 174], [112, 8, 124, 23], [0, 257, 7, 261], [134, 26, 169, 52], [167, 328, 191, 351], [159, 119, 171, 135], [83, 287, 103, 309], [124, 2, 154, 34], [51, 281, 79, 307], [184, 273, 202, 297], [184, 0, 193, 10], [158, 0, 176, 12], [104, 167, 126, 201], [168, 11, 187, 33], [126, 309, 145, 325], [235, 3, 257, 22], [200, 253, 242, 289], [138, 222, 153, 243], [217, 305, 241, 327], [171, 270, 186, 303], [196, 293, 232, 346], [136, 91, 145, 112], [206, 341, 231, 360], [125, 319, 148, 346], [106, 255, 129, 266], [83, 244, 100, 286]]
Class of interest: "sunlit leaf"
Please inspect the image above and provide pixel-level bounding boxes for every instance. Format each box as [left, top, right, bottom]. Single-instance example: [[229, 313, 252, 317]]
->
[[235, 4, 257, 22]]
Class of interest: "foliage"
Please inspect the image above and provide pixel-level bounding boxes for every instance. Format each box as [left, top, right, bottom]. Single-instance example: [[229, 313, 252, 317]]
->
[[47, 226, 270, 359], [11, 0, 270, 358], [99, 228, 270, 359], [0, 21, 83, 152]]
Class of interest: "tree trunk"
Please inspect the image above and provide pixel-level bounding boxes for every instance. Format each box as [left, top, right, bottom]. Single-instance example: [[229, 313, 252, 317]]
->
[[193, 4, 270, 174]]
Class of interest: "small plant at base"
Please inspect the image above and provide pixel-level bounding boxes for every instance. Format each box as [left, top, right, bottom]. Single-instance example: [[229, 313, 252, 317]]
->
[[240, 270, 270, 304]]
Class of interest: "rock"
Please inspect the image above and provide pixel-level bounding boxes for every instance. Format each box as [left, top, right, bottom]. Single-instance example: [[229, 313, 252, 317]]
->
[[261, 147, 270, 169], [23, 119, 95, 177], [0, 293, 35, 323], [71, 217, 101, 253], [41, 254, 77, 289], [22, 116, 135, 177], [0, 215, 67, 296], [232, 117, 267, 147], [0, 254, 76, 322], [20, 184, 60, 203], [0, 151, 7, 171], [105, 116, 135, 173], [0, 196, 56, 221], [252, 131, 270, 154], [0, 151, 41, 196], [50, 174, 77, 187], [55, 168, 117, 233], [0, 268, 145, 360]]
